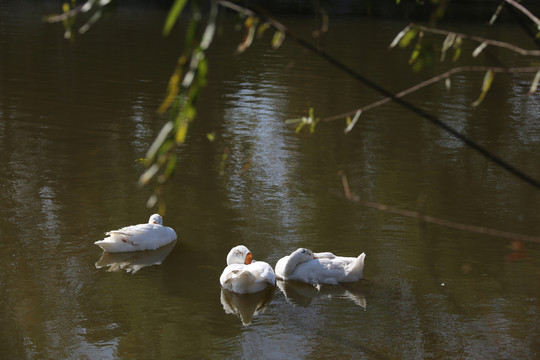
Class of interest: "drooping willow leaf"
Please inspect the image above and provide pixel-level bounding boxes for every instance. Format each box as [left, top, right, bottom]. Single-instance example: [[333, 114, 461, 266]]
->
[[472, 70, 494, 107], [163, 0, 188, 36]]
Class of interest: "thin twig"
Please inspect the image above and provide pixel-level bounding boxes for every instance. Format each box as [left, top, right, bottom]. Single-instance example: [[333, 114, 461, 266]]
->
[[505, 0, 540, 28], [412, 23, 540, 56], [323, 65, 540, 122], [339, 173, 540, 243], [43, 3, 85, 23]]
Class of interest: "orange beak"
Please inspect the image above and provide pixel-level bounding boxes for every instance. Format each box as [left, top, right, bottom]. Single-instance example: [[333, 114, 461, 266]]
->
[[245, 252, 253, 265], [153, 221, 157, 224]]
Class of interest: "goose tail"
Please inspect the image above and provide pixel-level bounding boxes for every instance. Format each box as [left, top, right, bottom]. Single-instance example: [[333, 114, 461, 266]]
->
[[348, 252, 366, 280]]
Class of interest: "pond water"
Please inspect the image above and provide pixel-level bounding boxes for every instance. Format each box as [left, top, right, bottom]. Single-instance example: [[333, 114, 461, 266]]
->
[[1, 2, 540, 359]]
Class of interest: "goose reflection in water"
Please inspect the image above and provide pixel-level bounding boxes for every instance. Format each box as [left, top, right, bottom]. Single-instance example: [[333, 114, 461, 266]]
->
[[277, 280, 366, 309], [220, 286, 276, 325], [95, 240, 177, 274]]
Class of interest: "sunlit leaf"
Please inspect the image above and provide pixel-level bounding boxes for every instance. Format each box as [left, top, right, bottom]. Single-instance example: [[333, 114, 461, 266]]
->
[[79, 8, 103, 34], [257, 22, 271, 39], [445, 78, 451, 91], [285, 118, 302, 124], [272, 30, 285, 49], [237, 16, 258, 53], [344, 110, 361, 134], [440, 32, 456, 61], [472, 41, 488, 57], [452, 36, 462, 62], [489, 3, 504, 25], [399, 28, 418, 48], [200, 1, 218, 50], [146, 194, 158, 208], [162, 154, 177, 181], [409, 46, 420, 65], [175, 120, 189, 143], [472, 70, 494, 107], [146, 121, 174, 162], [206, 132, 216, 142], [197, 57, 208, 85], [185, 15, 199, 50], [529, 70, 540, 95], [157, 139, 174, 157], [295, 122, 306, 134], [388, 26, 410, 49], [184, 104, 196, 121], [159, 71, 181, 114], [163, 0, 188, 36], [58, 2, 75, 39], [139, 163, 160, 186]]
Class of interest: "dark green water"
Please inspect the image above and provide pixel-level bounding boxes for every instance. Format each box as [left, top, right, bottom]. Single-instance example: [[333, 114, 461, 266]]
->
[[1, 2, 539, 359]]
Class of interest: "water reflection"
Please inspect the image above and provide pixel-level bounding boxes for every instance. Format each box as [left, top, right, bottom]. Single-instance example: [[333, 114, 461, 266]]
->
[[220, 286, 276, 325], [221, 68, 308, 246], [277, 280, 367, 309], [95, 240, 176, 274]]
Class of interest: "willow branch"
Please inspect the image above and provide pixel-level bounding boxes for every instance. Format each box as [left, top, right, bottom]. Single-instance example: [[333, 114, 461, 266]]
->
[[218, 0, 287, 33], [217, 0, 540, 191], [412, 23, 540, 56], [339, 173, 540, 243], [43, 4, 85, 23], [322, 65, 540, 123], [504, 0, 540, 27]]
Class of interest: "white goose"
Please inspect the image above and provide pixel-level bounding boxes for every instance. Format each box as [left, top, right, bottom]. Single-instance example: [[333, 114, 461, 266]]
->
[[94, 214, 177, 253], [275, 248, 366, 285], [219, 245, 276, 294]]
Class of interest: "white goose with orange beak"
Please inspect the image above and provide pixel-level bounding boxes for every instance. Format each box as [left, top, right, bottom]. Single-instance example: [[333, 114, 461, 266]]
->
[[219, 245, 276, 294], [275, 248, 365, 285], [94, 214, 177, 253]]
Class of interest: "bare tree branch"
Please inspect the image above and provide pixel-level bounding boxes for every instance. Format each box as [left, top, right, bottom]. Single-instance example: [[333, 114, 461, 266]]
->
[[339, 172, 540, 243], [322, 65, 540, 123], [411, 23, 540, 56], [505, 0, 540, 27]]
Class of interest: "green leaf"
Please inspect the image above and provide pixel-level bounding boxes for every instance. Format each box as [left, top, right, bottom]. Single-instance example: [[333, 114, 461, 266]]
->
[[389, 26, 410, 49], [163, 154, 177, 181], [399, 28, 418, 48], [163, 0, 188, 36], [445, 78, 451, 91], [272, 30, 285, 49], [257, 22, 271, 39], [472, 41, 488, 58], [452, 36, 462, 62], [529, 70, 540, 95], [139, 164, 160, 186], [344, 110, 361, 134], [472, 70, 494, 107], [146, 121, 174, 162], [440, 33, 456, 61], [295, 122, 306, 134]]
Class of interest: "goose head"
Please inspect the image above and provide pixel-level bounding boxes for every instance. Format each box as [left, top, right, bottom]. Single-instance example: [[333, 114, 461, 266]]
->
[[226, 245, 253, 265], [281, 248, 316, 278], [291, 248, 316, 262], [149, 214, 163, 225]]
